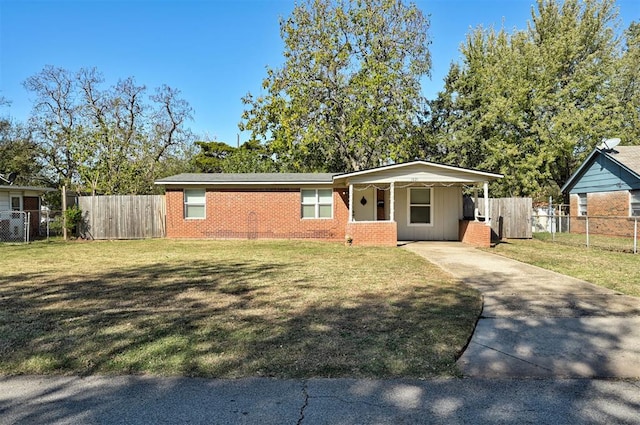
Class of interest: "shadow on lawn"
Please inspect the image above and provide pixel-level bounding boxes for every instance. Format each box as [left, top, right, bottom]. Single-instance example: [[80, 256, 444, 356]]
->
[[0, 258, 477, 379]]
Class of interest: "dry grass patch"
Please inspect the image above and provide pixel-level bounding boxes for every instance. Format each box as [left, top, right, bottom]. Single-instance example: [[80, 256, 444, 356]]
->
[[1, 239, 480, 378], [490, 237, 640, 297]]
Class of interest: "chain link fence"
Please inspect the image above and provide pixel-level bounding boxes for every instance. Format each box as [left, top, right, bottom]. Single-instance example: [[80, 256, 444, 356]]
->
[[532, 204, 639, 254], [0, 211, 30, 243], [39, 209, 64, 238]]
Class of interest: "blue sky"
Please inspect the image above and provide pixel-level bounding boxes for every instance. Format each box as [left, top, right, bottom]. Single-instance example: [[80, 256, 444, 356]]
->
[[1, 0, 637, 145]]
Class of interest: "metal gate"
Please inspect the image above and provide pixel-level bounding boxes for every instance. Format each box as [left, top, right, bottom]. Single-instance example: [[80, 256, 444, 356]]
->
[[0, 211, 30, 243]]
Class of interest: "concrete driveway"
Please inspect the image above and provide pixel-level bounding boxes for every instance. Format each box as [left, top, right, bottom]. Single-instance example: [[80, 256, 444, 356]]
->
[[403, 242, 640, 378]]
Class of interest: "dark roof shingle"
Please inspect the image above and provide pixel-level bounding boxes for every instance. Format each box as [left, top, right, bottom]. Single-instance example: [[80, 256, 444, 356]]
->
[[155, 173, 337, 184], [608, 146, 640, 175]]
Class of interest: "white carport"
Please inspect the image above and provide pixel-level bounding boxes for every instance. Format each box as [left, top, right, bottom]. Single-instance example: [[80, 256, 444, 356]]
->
[[333, 161, 502, 242]]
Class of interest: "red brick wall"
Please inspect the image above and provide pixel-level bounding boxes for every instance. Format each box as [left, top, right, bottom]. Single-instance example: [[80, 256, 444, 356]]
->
[[165, 187, 350, 241], [459, 220, 491, 248], [345, 221, 397, 247], [589, 191, 629, 216], [569, 191, 635, 237]]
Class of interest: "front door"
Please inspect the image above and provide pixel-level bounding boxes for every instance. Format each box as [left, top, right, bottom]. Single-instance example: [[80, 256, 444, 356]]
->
[[23, 196, 40, 239], [9, 195, 23, 240], [376, 189, 385, 220]]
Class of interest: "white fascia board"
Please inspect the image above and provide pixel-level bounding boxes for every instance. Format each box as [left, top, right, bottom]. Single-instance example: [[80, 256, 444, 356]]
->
[[333, 161, 502, 183]]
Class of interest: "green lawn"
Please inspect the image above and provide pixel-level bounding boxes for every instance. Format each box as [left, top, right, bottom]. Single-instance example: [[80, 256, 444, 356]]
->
[[0, 239, 480, 378], [489, 236, 640, 297]]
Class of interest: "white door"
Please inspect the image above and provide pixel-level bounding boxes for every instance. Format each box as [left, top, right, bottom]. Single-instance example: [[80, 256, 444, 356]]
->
[[9, 195, 23, 240]]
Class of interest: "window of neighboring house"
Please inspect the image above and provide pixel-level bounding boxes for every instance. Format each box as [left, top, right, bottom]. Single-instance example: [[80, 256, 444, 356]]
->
[[184, 189, 206, 219], [10, 196, 21, 211], [631, 190, 640, 217], [578, 193, 587, 216], [301, 189, 333, 219], [408, 188, 432, 225]]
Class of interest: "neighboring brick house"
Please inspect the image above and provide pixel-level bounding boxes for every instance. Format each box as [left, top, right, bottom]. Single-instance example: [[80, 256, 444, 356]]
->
[[0, 185, 54, 241], [155, 161, 502, 247], [561, 146, 640, 237]]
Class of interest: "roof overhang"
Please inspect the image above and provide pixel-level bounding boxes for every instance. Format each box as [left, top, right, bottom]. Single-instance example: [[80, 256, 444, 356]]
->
[[155, 173, 336, 187], [155, 162, 503, 188], [332, 161, 502, 185], [0, 185, 56, 193]]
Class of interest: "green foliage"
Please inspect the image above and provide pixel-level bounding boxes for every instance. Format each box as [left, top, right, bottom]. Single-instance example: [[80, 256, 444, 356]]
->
[[0, 118, 45, 186], [240, 0, 431, 172], [64, 205, 83, 235], [424, 0, 634, 201], [614, 22, 640, 141], [193, 140, 277, 173], [193, 141, 236, 172]]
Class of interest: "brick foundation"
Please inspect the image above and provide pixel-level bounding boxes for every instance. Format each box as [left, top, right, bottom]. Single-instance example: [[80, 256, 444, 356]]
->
[[345, 221, 398, 247], [459, 220, 492, 248]]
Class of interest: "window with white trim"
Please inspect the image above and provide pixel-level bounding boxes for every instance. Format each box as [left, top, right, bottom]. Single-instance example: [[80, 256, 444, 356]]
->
[[630, 190, 640, 217], [301, 189, 333, 219], [184, 189, 206, 219], [578, 193, 587, 216], [408, 188, 432, 225], [10, 196, 21, 211]]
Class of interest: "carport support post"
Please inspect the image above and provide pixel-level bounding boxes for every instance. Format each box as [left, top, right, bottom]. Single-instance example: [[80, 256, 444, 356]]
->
[[348, 184, 353, 222], [473, 187, 479, 221], [390, 182, 395, 222], [483, 181, 490, 225]]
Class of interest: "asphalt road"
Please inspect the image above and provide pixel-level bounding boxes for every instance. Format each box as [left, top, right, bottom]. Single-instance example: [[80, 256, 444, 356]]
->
[[2, 375, 640, 424]]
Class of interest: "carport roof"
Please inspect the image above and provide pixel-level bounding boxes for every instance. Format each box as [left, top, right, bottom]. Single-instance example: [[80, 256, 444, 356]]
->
[[332, 161, 503, 185]]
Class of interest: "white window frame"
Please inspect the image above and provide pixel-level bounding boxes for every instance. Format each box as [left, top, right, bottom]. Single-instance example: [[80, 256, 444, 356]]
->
[[301, 188, 333, 219], [407, 187, 433, 227], [630, 190, 640, 217], [10, 195, 21, 211], [184, 189, 206, 219], [578, 193, 587, 216]]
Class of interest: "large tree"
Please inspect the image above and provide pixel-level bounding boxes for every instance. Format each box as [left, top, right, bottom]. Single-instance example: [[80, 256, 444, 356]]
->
[[193, 139, 277, 173], [240, 0, 431, 172], [423, 0, 631, 201], [0, 97, 43, 186], [24, 66, 194, 194]]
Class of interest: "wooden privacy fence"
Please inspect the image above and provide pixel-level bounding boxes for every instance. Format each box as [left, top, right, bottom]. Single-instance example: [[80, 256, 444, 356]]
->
[[465, 197, 532, 240], [78, 195, 166, 239]]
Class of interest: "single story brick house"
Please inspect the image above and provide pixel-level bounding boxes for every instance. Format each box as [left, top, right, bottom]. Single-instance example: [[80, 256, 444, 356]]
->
[[561, 145, 640, 237], [0, 185, 54, 241], [155, 161, 503, 247]]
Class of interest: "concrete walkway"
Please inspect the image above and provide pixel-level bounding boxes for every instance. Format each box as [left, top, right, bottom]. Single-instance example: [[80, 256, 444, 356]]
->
[[403, 242, 640, 379]]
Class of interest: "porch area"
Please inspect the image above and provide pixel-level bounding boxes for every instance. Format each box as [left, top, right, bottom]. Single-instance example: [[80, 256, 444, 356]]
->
[[334, 162, 502, 248]]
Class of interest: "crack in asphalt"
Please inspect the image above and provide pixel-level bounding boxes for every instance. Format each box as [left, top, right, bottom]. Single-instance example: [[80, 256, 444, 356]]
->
[[296, 380, 309, 425]]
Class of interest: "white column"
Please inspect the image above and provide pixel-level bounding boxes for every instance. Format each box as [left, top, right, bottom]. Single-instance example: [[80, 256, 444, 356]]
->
[[348, 184, 354, 222], [473, 186, 479, 221], [390, 182, 395, 222], [483, 181, 490, 226]]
